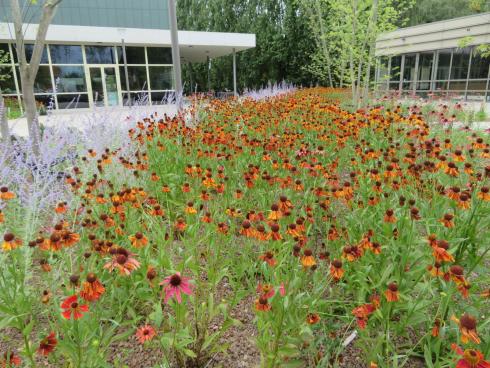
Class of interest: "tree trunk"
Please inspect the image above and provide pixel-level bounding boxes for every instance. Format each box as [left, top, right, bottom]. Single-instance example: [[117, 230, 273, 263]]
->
[[20, 74, 41, 148], [0, 91, 9, 142]]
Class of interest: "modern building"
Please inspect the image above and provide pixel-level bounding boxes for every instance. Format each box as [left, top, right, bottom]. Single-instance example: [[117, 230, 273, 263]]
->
[[375, 12, 490, 101], [0, 0, 255, 109]]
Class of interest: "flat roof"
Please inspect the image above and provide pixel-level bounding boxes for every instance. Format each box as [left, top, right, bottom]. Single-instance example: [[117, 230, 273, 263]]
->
[[376, 12, 490, 56], [0, 23, 256, 62]]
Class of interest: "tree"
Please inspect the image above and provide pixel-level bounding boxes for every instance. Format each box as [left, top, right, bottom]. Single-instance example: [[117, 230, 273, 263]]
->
[[8, 0, 62, 151], [299, 0, 410, 106], [0, 49, 10, 142], [177, 0, 319, 92]]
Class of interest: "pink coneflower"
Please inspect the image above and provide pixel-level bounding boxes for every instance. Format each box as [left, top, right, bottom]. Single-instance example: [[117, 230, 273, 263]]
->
[[135, 325, 156, 344], [160, 272, 193, 304]]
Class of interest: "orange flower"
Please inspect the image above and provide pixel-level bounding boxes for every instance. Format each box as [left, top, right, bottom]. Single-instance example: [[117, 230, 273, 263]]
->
[[0, 187, 16, 200], [255, 296, 271, 312], [0, 210, 4, 223], [185, 202, 197, 214], [432, 240, 454, 263], [2, 233, 22, 251], [268, 204, 282, 220], [440, 213, 454, 228], [55, 202, 67, 214], [451, 314, 481, 344], [384, 282, 399, 302], [301, 249, 316, 268], [80, 273, 105, 302], [306, 313, 321, 325], [129, 232, 149, 248], [383, 209, 396, 223], [477, 187, 490, 201], [259, 251, 277, 267], [329, 259, 344, 281]]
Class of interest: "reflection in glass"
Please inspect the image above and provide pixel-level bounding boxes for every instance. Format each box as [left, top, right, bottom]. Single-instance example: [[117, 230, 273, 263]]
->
[[0, 65, 16, 94], [417, 52, 434, 90], [120, 66, 148, 90], [402, 54, 416, 90], [23, 44, 49, 64], [147, 47, 172, 64], [0, 43, 12, 63], [85, 46, 117, 64], [390, 56, 401, 82], [104, 67, 119, 106], [149, 66, 173, 90], [50, 45, 83, 64], [437, 50, 452, 80], [52, 66, 87, 93], [469, 53, 490, 79], [32, 66, 53, 93], [451, 49, 470, 80], [125, 47, 146, 64], [57, 94, 89, 109], [89, 68, 104, 107]]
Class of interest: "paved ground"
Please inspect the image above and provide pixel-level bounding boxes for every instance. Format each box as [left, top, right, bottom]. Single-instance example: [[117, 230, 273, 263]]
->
[[6, 104, 178, 137]]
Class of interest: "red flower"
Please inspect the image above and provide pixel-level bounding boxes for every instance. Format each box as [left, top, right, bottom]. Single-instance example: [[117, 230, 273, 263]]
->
[[37, 332, 57, 356], [452, 344, 490, 368], [135, 325, 157, 344], [61, 295, 89, 320]]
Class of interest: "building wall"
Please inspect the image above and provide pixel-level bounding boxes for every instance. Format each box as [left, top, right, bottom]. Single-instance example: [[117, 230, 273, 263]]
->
[[0, 41, 174, 110], [0, 0, 169, 30], [376, 12, 490, 56]]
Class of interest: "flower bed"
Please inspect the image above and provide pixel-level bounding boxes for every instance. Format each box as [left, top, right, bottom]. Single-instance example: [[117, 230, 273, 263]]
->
[[0, 88, 489, 367]]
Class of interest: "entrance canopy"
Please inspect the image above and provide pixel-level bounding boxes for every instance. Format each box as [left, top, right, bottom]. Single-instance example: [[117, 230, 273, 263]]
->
[[0, 23, 256, 62]]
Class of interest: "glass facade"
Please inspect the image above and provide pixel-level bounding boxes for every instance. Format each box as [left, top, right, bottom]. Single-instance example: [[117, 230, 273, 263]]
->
[[0, 42, 174, 110], [376, 46, 490, 101]]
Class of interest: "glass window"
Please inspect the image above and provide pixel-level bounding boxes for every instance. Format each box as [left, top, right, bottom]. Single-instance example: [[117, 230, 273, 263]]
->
[[120, 66, 148, 90], [147, 47, 172, 64], [451, 49, 470, 80], [0, 65, 16, 94], [34, 95, 55, 113], [467, 81, 487, 90], [85, 46, 117, 64], [50, 45, 83, 64], [469, 52, 490, 79], [24, 44, 49, 64], [390, 56, 401, 82], [0, 43, 12, 64], [57, 94, 89, 109], [52, 66, 87, 93], [125, 47, 146, 64], [417, 52, 434, 90], [27, 66, 53, 93], [150, 91, 173, 104], [149, 66, 173, 90], [402, 54, 416, 89], [378, 57, 390, 83], [437, 50, 452, 80]]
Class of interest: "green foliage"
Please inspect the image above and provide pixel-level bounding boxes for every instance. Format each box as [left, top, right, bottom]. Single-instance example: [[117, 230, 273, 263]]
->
[[177, 0, 319, 92]]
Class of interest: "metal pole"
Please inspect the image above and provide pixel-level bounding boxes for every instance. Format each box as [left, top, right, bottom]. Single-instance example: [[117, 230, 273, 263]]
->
[[399, 55, 405, 93], [232, 48, 237, 97], [121, 38, 131, 107], [168, 0, 183, 109], [484, 60, 490, 102], [464, 48, 472, 101], [413, 53, 419, 94], [207, 55, 210, 92]]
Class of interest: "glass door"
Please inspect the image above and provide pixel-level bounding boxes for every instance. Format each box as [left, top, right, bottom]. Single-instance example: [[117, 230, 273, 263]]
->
[[89, 67, 104, 107], [89, 66, 120, 107], [104, 67, 119, 106]]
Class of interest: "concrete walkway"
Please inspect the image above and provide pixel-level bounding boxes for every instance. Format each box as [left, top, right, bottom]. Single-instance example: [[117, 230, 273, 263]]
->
[[6, 104, 178, 137]]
